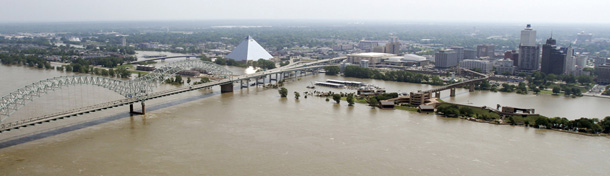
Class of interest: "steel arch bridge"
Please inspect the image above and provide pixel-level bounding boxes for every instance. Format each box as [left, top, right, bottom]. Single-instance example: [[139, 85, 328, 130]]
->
[[0, 60, 232, 122]]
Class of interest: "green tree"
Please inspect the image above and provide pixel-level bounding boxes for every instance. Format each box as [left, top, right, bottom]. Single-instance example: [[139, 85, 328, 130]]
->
[[459, 107, 474, 117], [324, 66, 340, 75], [552, 87, 560, 94], [200, 54, 211, 62], [108, 68, 115, 77], [600, 116, 610, 134], [535, 116, 550, 128], [533, 87, 540, 94], [187, 77, 191, 84], [174, 75, 183, 84], [279, 87, 288, 98], [564, 88, 572, 96], [294, 91, 300, 99], [332, 94, 341, 104], [346, 94, 355, 106], [368, 97, 378, 107], [200, 77, 210, 83]]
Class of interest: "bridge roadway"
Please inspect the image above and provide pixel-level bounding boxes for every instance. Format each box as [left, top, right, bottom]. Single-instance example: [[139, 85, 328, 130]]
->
[[0, 57, 346, 133], [406, 68, 490, 106], [130, 55, 199, 64], [423, 69, 490, 94]]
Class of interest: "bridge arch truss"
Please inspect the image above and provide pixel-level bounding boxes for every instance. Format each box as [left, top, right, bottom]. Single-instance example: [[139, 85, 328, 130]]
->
[[0, 60, 232, 122]]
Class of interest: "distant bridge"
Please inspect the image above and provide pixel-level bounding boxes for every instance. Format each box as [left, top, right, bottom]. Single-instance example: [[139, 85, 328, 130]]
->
[[130, 55, 200, 64], [405, 68, 490, 106], [0, 57, 346, 133]]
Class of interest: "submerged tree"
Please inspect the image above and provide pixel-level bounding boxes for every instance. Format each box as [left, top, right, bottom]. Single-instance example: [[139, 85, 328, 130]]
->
[[368, 97, 378, 107], [279, 87, 288, 98], [332, 94, 341, 104], [346, 94, 354, 106]]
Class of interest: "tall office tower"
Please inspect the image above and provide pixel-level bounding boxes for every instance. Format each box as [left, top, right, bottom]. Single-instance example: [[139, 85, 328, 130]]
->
[[450, 46, 464, 62], [435, 49, 458, 68], [476, 44, 495, 58], [385, 36, 401, 55], [562, 46, 575, 75], [389, 36, 399, 43], [518, 24, 540, 71], [541, 37, 567, 75]]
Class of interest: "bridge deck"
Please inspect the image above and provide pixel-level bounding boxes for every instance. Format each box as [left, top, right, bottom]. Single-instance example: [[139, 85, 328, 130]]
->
[[0, 57, 346, 133], [421, 69, 489, 93]]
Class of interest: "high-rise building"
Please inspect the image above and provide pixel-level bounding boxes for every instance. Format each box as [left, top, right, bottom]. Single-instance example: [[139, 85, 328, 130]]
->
[[476, 44, 495, 58], [385, 36, 401, 55], [562, 46, 575, 75], [597, 65, 610, 84], [541, 37, 572, 75], [450, 46, 465, 62], [518, 24, 540, 71], [389, 36, 399, 43], [463, 49, 476, 59], [575, 55, 587, 68], [520, 24, 537, 46], [435, 49, 458, 68]]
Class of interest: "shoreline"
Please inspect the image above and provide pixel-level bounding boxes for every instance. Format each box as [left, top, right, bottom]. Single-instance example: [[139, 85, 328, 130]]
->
[[319, 91, 610, 138]]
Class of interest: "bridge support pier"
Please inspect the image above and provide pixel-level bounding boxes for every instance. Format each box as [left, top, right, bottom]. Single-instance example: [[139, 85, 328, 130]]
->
[[469, 84, 475, 92], [435, 91, 441, 98], [129, 102, 146, 115], [450, 88, 456, 97], [221, 83, 234, 93]]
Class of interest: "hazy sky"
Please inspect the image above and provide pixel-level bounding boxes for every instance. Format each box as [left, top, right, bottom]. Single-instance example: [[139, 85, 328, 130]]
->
[[2, 0, 609, 24]]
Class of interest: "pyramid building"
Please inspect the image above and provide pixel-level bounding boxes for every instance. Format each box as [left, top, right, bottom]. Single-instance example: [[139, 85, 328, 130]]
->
[[226, 36, 273, 61]]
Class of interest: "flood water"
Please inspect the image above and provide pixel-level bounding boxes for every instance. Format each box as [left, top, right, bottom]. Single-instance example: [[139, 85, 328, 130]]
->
[[1, 64, 609, 175]]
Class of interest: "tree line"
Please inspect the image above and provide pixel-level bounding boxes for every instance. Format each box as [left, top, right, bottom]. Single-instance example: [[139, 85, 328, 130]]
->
[[344, 65, 444, 85]]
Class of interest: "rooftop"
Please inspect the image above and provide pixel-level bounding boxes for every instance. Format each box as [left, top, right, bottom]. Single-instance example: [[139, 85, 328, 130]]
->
[[348, 52, 396, 58]]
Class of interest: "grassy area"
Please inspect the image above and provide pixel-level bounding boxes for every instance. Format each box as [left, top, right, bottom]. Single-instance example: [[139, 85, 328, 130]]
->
[[115, 64, 134, 69], [339, 97, 368, 104]]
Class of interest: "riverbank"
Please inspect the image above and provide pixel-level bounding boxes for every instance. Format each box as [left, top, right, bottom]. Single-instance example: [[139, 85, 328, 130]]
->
[[432, 102, 610, 137], [316, 91, 610, 137]]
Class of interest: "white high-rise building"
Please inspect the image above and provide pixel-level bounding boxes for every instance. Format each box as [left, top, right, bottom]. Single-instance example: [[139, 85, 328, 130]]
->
[[520, 24, 537, 47], [518, 24, 541, 71]]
